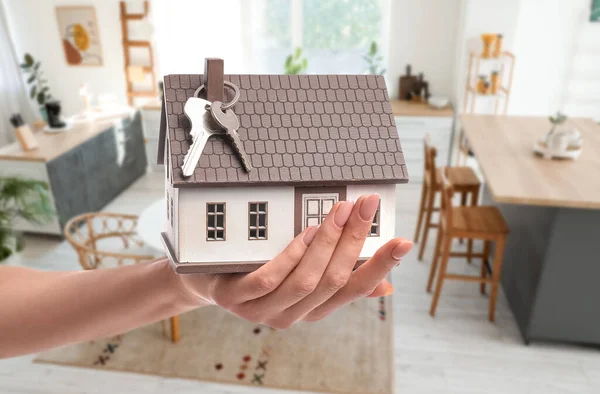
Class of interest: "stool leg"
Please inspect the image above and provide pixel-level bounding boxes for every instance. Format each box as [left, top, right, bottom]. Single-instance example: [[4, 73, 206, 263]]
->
[[414, 182, 429, 243], [418, 188, 436, 261], [170, 316, 180, 343], [427, 227, 444, 293], [481, 241, 491, 294], [467, 188, 480, 263], [430, 234, 452, 317], [489, 237, 506, 322], [459, 192, 467, 246]]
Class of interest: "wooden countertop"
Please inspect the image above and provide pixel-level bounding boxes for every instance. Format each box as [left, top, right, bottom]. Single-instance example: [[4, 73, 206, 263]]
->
[[0, 110, 134, 163], [391, 100, 453, 117], [462, 114, 600, 209]]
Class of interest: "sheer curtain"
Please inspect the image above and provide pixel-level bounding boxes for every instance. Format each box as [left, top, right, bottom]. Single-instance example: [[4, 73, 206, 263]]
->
[[0, 0, 37, 146]]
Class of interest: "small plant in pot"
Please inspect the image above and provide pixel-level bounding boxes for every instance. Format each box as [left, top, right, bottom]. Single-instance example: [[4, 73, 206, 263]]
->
[[364, 41, 386, 76], [0, 177, 54, 262], [546, 112, 568, 145], [284, 47, 308, 75], [20, 53, 53, 121]]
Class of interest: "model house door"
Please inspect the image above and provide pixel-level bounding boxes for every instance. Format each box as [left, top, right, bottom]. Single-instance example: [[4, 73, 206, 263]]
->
[[294, 187, 347, 235]]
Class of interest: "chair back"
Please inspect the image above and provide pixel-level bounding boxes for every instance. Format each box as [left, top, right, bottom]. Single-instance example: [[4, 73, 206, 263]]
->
[[439, 167, 455, 229], [424, 134, 438, 184], [64, 212, 154, 270]]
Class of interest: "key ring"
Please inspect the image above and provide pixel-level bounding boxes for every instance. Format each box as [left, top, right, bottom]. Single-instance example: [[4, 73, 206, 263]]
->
[[194, 81, 240, 111]]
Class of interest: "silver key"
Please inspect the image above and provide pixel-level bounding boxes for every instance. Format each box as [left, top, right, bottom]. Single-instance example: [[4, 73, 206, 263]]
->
[[210, 101, 253, 172], [181, 97, 221, 177]]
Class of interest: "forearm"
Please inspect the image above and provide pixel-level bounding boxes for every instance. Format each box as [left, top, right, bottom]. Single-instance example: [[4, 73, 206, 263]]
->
[[0, 258, 204, 358]]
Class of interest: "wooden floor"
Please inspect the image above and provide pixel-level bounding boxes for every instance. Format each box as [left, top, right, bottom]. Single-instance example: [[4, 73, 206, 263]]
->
[[2, 172, 599, 394]]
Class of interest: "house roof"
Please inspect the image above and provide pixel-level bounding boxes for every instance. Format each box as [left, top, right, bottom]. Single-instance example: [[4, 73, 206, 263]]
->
[[160, 74, 408, 187]]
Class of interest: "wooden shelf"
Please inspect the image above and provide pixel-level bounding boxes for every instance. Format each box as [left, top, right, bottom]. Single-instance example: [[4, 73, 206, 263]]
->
[[126, 40, 151, 47], [128, 91, 155, 97]]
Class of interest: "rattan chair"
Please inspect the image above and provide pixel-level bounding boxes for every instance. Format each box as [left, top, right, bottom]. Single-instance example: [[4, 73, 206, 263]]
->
[[64, 212, 180, 343]]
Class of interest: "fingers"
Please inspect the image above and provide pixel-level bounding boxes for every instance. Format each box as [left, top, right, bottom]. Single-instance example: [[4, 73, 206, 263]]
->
[[366, 279, 394, 298], [303, 238, 412, 322], [210, 225, 319, 306], [271, 195, 380, 327], [241, 200, 354, 316]]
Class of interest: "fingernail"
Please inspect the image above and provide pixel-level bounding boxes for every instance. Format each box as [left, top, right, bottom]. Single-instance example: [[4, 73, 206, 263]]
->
[[303, 226, 319, 246], [359, 194, 380, 220], [392, 240, 413, 260], [333, 200, 354, 227], [384, 284, 395, 296]]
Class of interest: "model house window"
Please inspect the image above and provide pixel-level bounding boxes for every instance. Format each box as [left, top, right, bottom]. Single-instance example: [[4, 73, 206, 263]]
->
[[249, 202, 268, 240], [170, 195, 174, 227], [166, 192, 170, 222], [206, 203, 226, 241], [368, 200, 380, 237]]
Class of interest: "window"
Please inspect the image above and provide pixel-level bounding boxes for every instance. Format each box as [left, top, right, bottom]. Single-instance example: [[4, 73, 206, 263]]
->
[[247, 0, 388, 73], [248, 202, 268, 240], [166, 192, 170, 222], [170, 195, 174, 227], [368, 200, 380, 237], [206, 203, 226, 241]]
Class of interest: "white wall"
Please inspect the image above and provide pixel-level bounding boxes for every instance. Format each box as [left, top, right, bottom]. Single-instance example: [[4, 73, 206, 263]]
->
[[177, 184, 396, 264], [3, 0, 128, 117], [386, 0, 462, 101], [178, 186, 295, 263]]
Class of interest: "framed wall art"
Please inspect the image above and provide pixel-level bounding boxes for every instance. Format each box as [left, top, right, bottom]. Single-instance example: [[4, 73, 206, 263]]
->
[[55, 6, 103, 66]]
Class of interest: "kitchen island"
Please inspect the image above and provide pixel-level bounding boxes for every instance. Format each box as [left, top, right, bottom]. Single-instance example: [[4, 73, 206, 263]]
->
[[462, 114, 600, 345]]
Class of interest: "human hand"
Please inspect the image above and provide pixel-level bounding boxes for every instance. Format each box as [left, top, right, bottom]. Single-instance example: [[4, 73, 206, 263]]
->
[[177, 194, 413, 329]]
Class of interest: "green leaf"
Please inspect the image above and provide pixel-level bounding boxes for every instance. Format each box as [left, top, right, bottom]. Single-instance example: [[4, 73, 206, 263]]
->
[[285, 55, 292, 68], [24, 53, 34, 66], [27, 75, 36, 84], [30, 85, 37, 99], [34, 62, 41, 71], [37, 91, 45, 105], [302, 58, 308, 70], [41, 87, 49, 93], [370, 41, 377, 55], [294, 47, 302, 59], [20, 63, 30, 69]]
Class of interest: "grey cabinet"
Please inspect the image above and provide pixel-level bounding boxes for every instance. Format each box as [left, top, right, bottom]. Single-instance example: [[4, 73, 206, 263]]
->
[[47, 111, 148, 232]]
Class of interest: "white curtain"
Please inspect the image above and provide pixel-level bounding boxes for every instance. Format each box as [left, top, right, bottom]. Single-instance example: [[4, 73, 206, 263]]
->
[[0, 0, 37, 146]]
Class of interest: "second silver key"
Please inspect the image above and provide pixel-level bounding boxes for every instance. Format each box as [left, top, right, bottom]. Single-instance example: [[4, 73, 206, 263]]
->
[[210, 101, 253, 172], [181, 97, 220, 177]]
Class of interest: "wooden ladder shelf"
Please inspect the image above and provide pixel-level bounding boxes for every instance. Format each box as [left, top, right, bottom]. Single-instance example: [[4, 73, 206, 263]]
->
[[120, 1, 156, 106]]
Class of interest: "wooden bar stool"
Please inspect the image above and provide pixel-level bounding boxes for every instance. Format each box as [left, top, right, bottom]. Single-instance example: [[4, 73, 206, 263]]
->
[[414, 135, 481, 262], [427, 167, 509, 322]]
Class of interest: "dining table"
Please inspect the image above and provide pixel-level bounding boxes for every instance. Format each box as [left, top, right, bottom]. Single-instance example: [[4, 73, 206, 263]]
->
[[461, 114, 600, 345]]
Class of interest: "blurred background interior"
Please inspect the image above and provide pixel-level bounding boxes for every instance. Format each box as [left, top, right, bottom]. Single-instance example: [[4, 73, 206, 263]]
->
[[0, 0, 599, 393]]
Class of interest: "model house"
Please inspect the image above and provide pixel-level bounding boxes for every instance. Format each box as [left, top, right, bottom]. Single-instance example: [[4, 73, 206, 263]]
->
[[157, 74, 408, 273]]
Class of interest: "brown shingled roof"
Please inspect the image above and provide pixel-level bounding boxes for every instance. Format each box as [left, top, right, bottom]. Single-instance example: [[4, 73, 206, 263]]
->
[[160, 74, 408, 187]]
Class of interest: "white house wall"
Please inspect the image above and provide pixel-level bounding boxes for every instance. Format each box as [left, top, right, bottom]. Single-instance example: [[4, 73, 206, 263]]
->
[[177, 183, 397, 264], [346, 184, 396, 259], [178, 186, 295, 263]]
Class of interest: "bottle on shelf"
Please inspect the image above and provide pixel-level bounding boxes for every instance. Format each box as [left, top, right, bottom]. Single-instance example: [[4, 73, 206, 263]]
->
[[493, 34, 503, 58], [490, 70, 500, 94], [481, 34, 496, 58]]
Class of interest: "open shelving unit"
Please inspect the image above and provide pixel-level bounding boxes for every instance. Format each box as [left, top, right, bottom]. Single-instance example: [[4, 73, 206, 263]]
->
[[463, 51, 515, 115], [458, 50, 516, 164]]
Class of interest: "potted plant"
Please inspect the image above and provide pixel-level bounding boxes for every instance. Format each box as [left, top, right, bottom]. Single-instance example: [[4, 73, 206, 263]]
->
[[545, 112, 568, 145], [284, 47, 308, 75], [364, 41, 386, 76], [0, 177, 54, 263], [20, 53, 54, 121]]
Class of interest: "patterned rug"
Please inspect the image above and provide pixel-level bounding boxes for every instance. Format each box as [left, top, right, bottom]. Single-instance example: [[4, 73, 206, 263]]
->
[[35, 296, 393, 394]]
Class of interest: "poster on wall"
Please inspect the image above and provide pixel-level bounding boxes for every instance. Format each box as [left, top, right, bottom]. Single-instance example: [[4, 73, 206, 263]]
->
[[56, 6, 103, 66], [592, 0, 600, 22]]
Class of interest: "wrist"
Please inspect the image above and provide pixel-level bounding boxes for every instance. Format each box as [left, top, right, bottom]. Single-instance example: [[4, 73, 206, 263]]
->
[[153, 257, 208, 309]]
